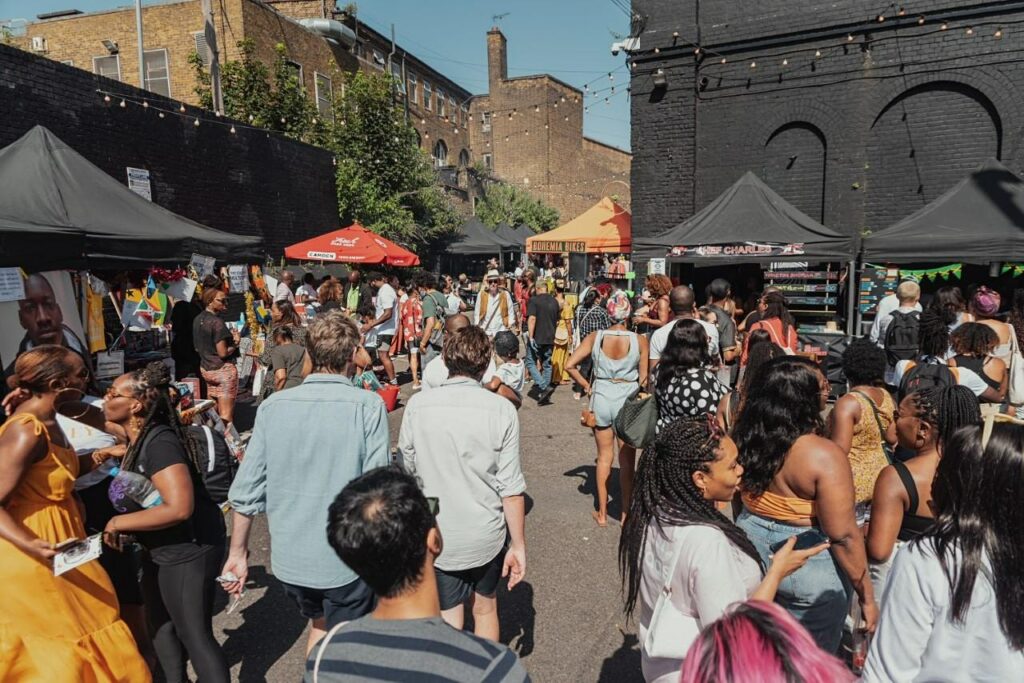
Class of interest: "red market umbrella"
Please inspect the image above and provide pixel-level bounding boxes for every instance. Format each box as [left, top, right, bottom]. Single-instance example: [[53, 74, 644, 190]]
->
[[284, 223, 420, 266]]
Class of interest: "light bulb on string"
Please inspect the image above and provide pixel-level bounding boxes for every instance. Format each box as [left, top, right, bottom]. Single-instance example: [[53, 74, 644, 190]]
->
[[119, 99, 126, 108], [898, 7, 906, 16], [877, 14, 885, 22], [554, 102, 558, 108], [940, 22, 948, 30], [965, 26, 974, 35], [158, 112, 165, 118], [694, 47, 701, 55], [750, 61, 757, 68], [534, 105, 540, 112], [214, 110, 221, 117], [230, 125, 236, 134], [193, 118, 200, 127], [654, 47, 660, 53], [179, 104, 186, 113], [918, 15, 925, 25], [782, 58, 788, 66], [995, 28, 1004, 38], [720, 57, 727, 64], [142, 100, 148, 108], [249, 114, 255, 122], [504, 135, 509, 142], [847, 34, 855, 42], [560, 96, 566, 102], [608, 72, 614, 80], [103, 93, 111, 103], [815, 49, 822, 58], [280, 117, 286, 123]]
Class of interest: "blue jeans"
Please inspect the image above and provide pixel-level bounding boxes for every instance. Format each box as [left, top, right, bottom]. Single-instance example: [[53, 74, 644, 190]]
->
[[736, 509, 851, 654], [527, 343, 554, 390]]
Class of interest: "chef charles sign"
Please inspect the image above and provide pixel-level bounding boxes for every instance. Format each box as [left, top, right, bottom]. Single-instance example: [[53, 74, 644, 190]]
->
[[669, 242, 806, 258]]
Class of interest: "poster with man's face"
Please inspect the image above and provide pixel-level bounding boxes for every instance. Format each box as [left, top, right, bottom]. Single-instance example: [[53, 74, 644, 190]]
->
[[0, 271, 88, 379]]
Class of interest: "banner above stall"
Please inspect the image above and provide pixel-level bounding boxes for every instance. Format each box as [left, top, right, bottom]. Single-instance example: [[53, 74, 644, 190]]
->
[[634, 172, 856, 265], [526, 197, 631, 255]]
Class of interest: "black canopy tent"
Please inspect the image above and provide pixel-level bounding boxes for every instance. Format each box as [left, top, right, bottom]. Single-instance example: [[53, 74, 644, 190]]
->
[[0, 126, 262, 270], [449, 216, 517, 254], [862, 159, 1024, 264], [634, 172, 857, 264], [495, 222, 533, 248]]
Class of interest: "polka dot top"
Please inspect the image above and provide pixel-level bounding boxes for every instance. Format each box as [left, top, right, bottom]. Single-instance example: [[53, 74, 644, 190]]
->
[[654, 366, 728, 433]]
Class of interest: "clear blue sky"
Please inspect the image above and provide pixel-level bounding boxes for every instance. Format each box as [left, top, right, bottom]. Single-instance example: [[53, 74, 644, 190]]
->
[[0, 0, 632, 150]]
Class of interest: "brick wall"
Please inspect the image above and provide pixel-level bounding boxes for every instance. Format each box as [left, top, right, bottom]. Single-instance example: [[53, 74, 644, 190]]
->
[[0, 42, 339, 257], [471, 28, 632, 224], [631, 0, 1024, 242]]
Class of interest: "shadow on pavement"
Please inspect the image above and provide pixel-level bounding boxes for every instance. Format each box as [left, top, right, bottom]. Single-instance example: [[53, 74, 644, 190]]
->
[[498, 579, 536, 658], [597, 632, 642, 682], [563, 464, 625, 522], [216, 565, 307, 683]]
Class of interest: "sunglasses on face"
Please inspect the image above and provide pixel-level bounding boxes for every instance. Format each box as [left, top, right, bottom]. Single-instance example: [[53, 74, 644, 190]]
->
[[426, 497, 440, 516], [105, 386, 132, 400]]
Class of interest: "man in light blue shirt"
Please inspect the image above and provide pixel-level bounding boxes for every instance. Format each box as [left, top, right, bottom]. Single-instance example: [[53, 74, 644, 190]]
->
[[220, 312, 389, 655]]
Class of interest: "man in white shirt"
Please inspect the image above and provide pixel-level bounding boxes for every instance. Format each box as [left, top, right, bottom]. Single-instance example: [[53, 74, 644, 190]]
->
[[421, 315, 519, 408], [360, 272, 398, 385], [870, 279, 922, 346], [297, 273, 319, 303], [399, 325, 526, 642], [649, 286, 720, 371], [275, 270, 296, 304], [473, 270, 517, 338]]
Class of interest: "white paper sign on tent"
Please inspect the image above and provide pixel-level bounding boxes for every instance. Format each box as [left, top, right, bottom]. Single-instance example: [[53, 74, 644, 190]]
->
[[0, 268, 25, 302], [158, 277, 197, 303]]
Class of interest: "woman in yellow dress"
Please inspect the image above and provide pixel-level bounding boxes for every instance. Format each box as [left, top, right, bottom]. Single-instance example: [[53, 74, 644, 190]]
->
[[0, 345, 150, 682], [550, 279, 577, 385]]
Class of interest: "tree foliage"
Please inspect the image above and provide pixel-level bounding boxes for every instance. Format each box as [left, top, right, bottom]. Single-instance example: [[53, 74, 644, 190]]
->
[[191, 43, 457, 246], [475, 182, 560, 233]]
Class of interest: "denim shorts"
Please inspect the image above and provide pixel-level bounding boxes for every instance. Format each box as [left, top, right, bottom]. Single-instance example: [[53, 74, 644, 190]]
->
[[736, 509, 851, 654], [434, 548, 505, 611]]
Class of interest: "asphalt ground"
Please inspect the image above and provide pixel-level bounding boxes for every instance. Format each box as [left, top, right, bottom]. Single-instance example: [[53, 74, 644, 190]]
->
[[209, 363, 645, 683]]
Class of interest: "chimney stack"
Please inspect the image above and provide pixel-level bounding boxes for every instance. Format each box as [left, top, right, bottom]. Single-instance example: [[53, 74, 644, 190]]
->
[[487, 27, 507, 91]]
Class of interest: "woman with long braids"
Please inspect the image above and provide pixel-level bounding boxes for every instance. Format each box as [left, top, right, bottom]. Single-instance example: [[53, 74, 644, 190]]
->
[[0, 346, 150, 681], [867, 387, 981, 586], [103, 362, 228, 683], [620, 417, 827, 683], [864, 415, 1024, 680], [733, 356, 877, 653]]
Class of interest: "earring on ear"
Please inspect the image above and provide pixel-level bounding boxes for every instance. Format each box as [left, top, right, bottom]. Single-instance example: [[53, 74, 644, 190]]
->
[[130, 415, 143, 433]]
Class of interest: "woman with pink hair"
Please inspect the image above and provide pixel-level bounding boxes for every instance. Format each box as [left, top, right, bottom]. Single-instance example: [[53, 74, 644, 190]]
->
[[680, 600, 854, 683]]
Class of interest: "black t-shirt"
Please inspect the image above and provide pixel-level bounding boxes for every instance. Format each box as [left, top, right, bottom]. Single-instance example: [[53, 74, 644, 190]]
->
[[170, 300, 201, 366], [113, 425, 226, 564], [193, 310, 232, 371], [527, 294, 561, 346]]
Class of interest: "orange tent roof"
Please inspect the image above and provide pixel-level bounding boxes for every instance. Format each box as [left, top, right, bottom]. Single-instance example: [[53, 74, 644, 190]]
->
[[526, 197, 631, 254]]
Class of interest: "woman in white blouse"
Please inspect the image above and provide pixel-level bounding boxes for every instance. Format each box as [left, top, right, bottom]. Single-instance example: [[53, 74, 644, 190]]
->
[[619, 417, 829, 683], [864, 415, 1024, 682]]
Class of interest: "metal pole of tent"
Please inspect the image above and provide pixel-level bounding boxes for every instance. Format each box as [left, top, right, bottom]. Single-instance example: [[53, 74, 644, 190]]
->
[[846, 259, 857, 337]]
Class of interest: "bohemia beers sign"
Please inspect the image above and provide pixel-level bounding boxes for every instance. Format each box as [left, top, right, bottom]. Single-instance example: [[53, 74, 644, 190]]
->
[[669, 242, 806, 258]]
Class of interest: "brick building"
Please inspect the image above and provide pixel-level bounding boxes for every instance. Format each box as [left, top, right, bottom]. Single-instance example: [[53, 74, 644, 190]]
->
[[629, 0, 1024, 248], [0, 41, 338, 256], [470, 28, 632, 221]]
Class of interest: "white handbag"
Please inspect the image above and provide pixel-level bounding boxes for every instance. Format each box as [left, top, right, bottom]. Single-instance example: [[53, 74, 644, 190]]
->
[[643, 539, 702, 659], [251, 365, 268, 397]]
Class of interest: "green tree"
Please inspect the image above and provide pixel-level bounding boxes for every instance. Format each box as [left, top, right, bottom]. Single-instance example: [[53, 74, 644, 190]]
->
[[475, 182, 560, 232], [328, 70, 459, 245]]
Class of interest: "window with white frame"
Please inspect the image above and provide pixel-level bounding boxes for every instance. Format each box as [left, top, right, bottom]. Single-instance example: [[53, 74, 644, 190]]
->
[[449, 96, 457, 121], [437, 89, 446, 117], [423, 81, 432, 110], [461, 104, 469, 126], [390, 62, 405, 94], [481, 111, 491, 132], [315, 72, 333, 117], [285, 60, 303, 89], [371, 49, 385, 70], [408, 73, 418, 104], [143, 48, 170, 97], [93, 54, 121, 81], [432, 139, 448, 168]]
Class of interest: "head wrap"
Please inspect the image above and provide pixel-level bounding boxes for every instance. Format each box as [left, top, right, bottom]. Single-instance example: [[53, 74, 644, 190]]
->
[[606, 291, 632, 322], [972, 286, 1001, 317]]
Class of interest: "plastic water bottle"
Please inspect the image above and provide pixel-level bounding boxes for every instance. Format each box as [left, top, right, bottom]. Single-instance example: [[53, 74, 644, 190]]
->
[[108, 467, 163, 509]]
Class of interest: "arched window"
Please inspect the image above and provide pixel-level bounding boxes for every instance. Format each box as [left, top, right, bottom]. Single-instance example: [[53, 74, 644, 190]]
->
[[458, 149, 471, 168], [432, 139, 449, 168], [413, 129, 422, 148]]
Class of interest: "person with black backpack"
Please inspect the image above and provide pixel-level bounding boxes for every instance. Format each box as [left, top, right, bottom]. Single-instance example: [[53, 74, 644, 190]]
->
[[894, 309, 1003, 404], [880, 281, 922, 385]]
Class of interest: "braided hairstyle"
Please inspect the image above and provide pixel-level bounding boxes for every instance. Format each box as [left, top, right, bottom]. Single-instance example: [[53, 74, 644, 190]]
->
[[619, 417, 763, 619], [120, 361, 205, 476], [907, 385, 981, 452]]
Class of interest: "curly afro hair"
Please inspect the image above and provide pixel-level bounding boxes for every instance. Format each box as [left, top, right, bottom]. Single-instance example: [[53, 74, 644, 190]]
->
[[842, 337, 888, 386]]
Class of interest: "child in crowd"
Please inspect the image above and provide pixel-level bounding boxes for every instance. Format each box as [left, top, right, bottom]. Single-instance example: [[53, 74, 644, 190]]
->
[[486, 330, 525, 397]]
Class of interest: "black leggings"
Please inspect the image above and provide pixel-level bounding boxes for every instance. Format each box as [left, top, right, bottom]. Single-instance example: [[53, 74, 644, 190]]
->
[[142, 547, 229, 683]]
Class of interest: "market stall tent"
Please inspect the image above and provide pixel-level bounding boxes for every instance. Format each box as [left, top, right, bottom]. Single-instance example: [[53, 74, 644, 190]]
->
[[633, 172, 857, 264], [283, 223, 420, 266], [449, 217, 517, 254], [495, 222, 528, 248], [0, 126, 262, 269], [526, 197, 631, 254], [862, 159, 1024, 264]]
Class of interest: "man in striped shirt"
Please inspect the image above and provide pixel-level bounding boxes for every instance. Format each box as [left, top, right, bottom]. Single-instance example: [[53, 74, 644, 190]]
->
[[305, 466, 530, 683]]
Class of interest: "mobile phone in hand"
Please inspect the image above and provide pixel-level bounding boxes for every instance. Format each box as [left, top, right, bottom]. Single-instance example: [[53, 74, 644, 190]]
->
[[769, 528, 829, 554]]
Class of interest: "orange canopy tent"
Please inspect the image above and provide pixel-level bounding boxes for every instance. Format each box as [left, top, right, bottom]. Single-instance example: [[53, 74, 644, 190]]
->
[[284, 223, 420, 266], [526, 197, 631, 254]]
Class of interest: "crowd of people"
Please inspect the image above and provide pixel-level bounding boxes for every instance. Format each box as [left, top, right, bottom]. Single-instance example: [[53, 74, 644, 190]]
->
[[2, 263, 1024, 683]]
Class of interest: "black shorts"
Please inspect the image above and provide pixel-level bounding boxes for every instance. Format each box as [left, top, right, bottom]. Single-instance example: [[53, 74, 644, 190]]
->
[[435, 548, 505, 611], [375, 334, 394, 352], [280, 577, 375, 627]]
